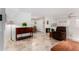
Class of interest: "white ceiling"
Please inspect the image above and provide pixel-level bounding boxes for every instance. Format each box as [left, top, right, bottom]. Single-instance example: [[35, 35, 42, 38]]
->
[[5, 8, 79, 17], [19, 8, 73, 17]]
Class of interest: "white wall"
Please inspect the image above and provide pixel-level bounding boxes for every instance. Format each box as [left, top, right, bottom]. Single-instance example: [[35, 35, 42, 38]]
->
[[56, 17, 69, 26], [36, 19, 45, 32], [5, 8, 32, 27], [0, 8, 6, 50], [67, 17, 79, 42], [4, 8, 32, 41], [45, 17, 51, 28], [32, 17, 45, 32], [45, 16, 69, 31], [31, 16, 69, 33]]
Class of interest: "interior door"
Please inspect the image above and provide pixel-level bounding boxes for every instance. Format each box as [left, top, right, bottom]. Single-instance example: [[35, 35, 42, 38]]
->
[[36, 19, 45, 32]]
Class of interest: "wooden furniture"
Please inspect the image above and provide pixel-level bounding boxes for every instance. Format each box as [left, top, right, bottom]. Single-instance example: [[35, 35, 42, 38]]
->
[[52, 26, 66, 41], [33, 26, 37, 32], [16, 27, 33, 41], [49, 29, 54, 37], [51, 40, 79, 51]]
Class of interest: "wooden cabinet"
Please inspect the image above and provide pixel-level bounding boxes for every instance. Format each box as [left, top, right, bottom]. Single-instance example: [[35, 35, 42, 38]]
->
[[16, 27, 33, 41]]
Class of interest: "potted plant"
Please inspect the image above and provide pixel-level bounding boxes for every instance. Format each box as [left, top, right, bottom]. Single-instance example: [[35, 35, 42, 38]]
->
[[22, 22, 27, 27]]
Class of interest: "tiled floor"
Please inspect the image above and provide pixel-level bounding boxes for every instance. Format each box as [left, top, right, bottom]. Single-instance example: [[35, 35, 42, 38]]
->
[[4, 32, 59, 51]]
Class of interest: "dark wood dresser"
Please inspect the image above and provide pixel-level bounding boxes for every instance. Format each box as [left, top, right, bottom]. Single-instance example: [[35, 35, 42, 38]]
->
[[16, 27, 33, 41]]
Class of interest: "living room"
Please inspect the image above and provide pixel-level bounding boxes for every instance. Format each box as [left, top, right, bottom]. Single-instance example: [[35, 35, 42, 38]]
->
[[0, 8, 78, 51]]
